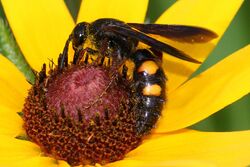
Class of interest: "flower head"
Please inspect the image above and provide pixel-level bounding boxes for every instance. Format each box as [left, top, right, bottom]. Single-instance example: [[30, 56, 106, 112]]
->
[[1, 0, 250, 166]]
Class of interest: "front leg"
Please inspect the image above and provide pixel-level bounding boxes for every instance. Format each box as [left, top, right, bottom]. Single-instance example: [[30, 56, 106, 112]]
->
[[73, 47, 98, 65], [58, 35, 72, 71]]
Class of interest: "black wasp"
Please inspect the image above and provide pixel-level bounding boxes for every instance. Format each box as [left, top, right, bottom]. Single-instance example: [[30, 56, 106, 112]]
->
[[58, 18, 217, 135]]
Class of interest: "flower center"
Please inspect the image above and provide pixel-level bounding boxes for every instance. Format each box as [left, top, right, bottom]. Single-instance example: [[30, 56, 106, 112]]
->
[[22, 64, 142, 166], [46, 66, 126, 122]]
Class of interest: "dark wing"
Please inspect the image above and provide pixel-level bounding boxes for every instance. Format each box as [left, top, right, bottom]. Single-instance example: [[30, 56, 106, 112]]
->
[[128, 23, 218, 43], [104, 26, 201, 64]]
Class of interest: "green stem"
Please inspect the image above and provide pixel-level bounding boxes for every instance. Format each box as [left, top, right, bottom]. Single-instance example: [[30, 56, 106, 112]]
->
[[0, 18, 35, 84]]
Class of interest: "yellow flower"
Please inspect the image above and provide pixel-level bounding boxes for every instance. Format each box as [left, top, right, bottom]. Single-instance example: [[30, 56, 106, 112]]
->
[[1, 0, 250, 166]]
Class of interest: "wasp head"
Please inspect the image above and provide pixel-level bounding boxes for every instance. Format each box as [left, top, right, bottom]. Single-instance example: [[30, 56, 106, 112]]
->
[[71, 22, 90, 51]]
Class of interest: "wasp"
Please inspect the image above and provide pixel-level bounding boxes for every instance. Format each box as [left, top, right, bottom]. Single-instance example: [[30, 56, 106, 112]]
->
[[58, 18, 217, 135]]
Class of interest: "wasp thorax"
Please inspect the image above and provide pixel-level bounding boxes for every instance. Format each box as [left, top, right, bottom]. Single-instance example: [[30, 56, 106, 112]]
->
[[22, 64, 142, 166]]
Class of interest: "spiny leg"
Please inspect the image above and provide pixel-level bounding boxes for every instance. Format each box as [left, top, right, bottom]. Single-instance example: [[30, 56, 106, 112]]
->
[[58, 35, 72, 71], [73, 49, 81, 65], [74, 47, 98, 65], [99, 56, 105, 66]]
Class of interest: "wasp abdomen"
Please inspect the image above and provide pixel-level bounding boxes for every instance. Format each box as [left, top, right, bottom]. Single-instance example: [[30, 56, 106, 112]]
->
[[131, 49, 166, 135]]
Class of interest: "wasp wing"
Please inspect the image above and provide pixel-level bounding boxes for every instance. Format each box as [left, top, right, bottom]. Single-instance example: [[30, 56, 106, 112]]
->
[[105, 26, 201, 64], [128, 23, 218, 43]]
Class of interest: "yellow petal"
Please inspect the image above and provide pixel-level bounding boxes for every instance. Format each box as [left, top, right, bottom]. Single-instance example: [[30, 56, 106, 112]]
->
[[125, 129, 250, 167], [1, 0, 75, 71], [8, 157, 60, 167], [107, 159, 215, 167], [57, 161, 70, 167], [0, 105, 23, 137], [77, 0, 149, 23], [0, 135, 41, 166], [0, 55, 30, 110], [155, 45, 250, 133], [156, 0, 243, 92]]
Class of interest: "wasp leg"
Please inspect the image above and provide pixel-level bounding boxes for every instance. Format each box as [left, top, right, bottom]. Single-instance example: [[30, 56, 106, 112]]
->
[[99, 56, 105, 66], [121, 64, 128, 79], [73, 48, 81, 64], [38, 63, 46, 84], [74, 47, 98, 65], [84, 53, 89, 64], [58, 35, 72, 71]]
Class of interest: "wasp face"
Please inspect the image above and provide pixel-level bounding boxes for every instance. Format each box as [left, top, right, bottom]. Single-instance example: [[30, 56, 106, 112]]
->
[[71, 22, 90, 51]]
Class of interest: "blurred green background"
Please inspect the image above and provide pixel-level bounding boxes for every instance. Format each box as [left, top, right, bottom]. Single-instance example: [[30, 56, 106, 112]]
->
[[1, 0, 250, 131]]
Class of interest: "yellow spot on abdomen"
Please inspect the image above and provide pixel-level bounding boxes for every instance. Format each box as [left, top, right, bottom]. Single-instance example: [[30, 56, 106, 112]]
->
[[142, 84, 162, 96], [138, 61, 159, 75]]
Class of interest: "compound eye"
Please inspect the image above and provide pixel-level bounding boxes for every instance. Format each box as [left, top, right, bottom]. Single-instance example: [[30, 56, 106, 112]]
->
[[72, 22, 89, 50]]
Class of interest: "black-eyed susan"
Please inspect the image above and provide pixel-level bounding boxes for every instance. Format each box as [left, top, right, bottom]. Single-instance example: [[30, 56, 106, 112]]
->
[[1, 0, 250, 166]]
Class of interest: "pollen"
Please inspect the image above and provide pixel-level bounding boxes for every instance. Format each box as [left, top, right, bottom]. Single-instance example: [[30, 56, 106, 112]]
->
[[22, 64, 142, 166]]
